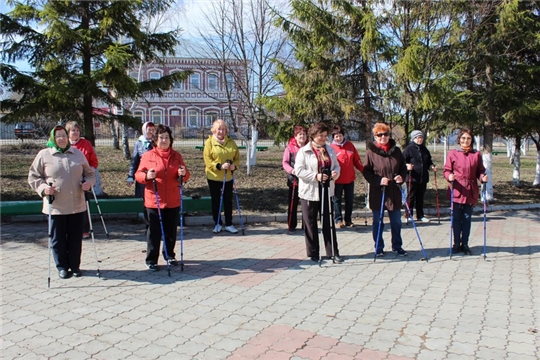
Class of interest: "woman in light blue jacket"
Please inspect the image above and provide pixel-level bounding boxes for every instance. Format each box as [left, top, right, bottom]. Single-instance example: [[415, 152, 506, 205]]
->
[[294, 122, 342, 263]]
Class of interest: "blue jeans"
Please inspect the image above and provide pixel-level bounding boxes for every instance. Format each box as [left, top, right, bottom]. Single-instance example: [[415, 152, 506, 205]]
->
[[333, 182, 354, 224], [372, 209, 403, 252], [452, 203, 473, 247]]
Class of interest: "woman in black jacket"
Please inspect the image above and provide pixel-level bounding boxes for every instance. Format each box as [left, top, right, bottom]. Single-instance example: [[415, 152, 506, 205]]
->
[[402, 130, 436, 222]]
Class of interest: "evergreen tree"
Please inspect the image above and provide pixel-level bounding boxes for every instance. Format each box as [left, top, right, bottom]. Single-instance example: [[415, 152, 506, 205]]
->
[[1, 0, 189, 144]]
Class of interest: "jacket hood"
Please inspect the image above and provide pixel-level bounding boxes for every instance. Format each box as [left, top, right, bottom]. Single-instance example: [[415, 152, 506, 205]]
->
[[367, 139, 399, 156]]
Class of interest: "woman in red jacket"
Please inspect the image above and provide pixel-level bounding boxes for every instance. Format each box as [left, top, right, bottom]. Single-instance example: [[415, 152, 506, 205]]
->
[[330, 125, 364, 228], [135, 125, 190, 271], [66, 121, 99, 238], [443, 129, 488, 255]]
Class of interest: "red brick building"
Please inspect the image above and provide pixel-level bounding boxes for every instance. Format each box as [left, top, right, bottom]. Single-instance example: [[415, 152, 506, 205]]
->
[[124, 46, 247, 137]]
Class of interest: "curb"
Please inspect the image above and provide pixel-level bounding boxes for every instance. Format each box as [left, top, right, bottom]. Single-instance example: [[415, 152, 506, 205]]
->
[[3, 203, 539, 225]]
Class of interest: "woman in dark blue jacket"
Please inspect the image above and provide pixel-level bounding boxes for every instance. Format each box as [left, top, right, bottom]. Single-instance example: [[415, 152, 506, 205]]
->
[[402, 130, 436, 222]]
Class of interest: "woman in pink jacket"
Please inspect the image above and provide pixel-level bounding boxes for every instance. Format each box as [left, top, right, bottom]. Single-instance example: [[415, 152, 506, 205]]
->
[[330, 125, 364, 228], [135, 125, 190, 271], [443, 129, 488, 255], [282, 125, 308, 232]]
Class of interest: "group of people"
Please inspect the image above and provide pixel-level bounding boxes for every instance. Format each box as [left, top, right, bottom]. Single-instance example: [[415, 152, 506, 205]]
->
[[28, 118, 488, 277], [29, 119, 241, 276], [283, 122, 488, 262]]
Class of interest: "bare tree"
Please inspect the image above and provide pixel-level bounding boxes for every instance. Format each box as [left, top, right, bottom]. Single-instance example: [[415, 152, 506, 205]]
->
[[188, 0, 287, 174]]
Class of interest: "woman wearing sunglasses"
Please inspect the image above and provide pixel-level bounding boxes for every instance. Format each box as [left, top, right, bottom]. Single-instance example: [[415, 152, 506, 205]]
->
[[363, 122, 407, 257]]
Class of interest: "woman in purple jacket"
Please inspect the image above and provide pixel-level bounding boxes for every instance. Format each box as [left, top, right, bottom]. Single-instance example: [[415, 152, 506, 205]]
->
[[443, 129, 489, 255]]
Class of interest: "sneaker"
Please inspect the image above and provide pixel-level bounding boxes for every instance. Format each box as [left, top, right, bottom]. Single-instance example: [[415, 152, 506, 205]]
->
[[452, 244, 461, 253], [462, 246, 473, 256], [224, 225, 239, 234], [310, 256, 320, 262], [82, 232, 90, 239], [393, 248, 408, 256], [333, 255, 344, 263], [376, 250, 385, 257], [345, 222, 355, 227], [146, 263, 159, 271], [336, 221, 345, 228], [419, 217, 430, 223], [167, 258, 178, 266], [406, 217, 413, 222], [213, 224, 222, 233]]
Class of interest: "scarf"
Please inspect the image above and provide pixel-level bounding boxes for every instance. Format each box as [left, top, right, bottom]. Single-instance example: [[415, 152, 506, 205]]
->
[[312, 141, 330, 171], [213, 134, 225, 145], [375, 141, 390, 153], [46, 126, 70, 153], [460, 145, 472, 153]]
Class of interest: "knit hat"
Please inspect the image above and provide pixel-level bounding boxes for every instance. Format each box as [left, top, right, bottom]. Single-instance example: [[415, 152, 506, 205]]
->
[[410, 130, 423, 140]]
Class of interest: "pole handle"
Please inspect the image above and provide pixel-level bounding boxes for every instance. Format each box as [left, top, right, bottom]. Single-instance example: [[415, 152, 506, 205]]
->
[[47, 182, 54, 204]]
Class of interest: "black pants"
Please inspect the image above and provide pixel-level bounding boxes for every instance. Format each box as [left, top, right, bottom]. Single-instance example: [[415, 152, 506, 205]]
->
[[287, 183, 300, 231], [407, 182, 427, 219], [208, 179, 234, 226], [146, 207, 180, 264], [50, 212, 85, 271], [300, 185, 339, 258]]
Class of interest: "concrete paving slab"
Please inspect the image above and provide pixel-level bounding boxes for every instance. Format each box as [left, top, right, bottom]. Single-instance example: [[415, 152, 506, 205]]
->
[[1, 209, 539, 359]]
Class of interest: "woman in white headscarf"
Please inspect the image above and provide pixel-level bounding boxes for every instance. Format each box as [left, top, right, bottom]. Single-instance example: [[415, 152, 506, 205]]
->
[[127, 122, 156, 226]]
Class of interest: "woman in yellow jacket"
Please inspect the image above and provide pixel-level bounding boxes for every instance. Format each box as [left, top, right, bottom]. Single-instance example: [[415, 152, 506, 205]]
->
[[204, 119, 240, 234]]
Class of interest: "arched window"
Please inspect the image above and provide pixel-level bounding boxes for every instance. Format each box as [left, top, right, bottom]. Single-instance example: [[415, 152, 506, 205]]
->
[[134, 110, 144, 123], [208, 74, 218, 91], [189, 73, 200, 90], [149, 71, 161, 80], [152, 110, 162, 124], [171, 72, 184, 90], [225, 73, 234, 92], [204, 111, 218, 127], [188, 110, 199, 127]]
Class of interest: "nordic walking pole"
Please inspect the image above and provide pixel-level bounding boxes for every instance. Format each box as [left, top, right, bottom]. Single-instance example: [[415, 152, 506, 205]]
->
[[481, 182, 487, 260], [91, 186, 109, 239], [231, 171, 245, 235], [214, 171, 227, 233], [47, 183, 54, 288], [318, 175, 327, 267], [406, 168, 412, 225], [433, 170, 441, 224], [328, 191, 338, 264], [398, 183, 428, 261], [85, 200, 101, 278], [374, 185, 386, 263], [287, 177, 297, 234], [364, 180, 369, 226], [449, 181, 455, 259], [153, 180, 171, 277], [179, 174, 185, 271]]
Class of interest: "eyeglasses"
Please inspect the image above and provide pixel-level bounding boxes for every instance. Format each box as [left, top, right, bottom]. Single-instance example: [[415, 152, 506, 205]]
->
[[375, 132, 389, 138]]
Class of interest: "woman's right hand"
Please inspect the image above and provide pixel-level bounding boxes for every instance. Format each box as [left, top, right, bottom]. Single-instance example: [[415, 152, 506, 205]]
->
[[43, 184, 56, 195], [448, 173, 455, 182], [380, 177, 389, 186], [147, 169, 156, 180]]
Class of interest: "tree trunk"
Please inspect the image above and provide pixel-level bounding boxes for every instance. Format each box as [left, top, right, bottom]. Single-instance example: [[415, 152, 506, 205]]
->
[[512, 137, 521, 187], [111, 120, 119, 150], [483, 64, 495, 201], [534, 149, 540, 186], [122, 123, 131, 160]]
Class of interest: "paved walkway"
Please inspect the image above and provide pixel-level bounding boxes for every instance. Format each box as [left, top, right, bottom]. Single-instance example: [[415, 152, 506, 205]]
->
[[2, 209, 539, 359]]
